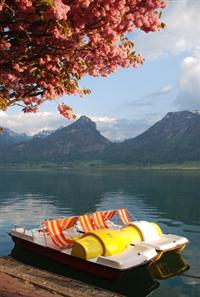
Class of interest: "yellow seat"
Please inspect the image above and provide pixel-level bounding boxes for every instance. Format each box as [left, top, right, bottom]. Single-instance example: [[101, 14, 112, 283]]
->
[[72, 229, 129, 259]]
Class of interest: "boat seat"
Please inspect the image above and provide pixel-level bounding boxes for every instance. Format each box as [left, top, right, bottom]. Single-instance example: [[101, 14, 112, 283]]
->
[[121, 221, 189, 253], [106, 221, 121, 230], [96, 244, 157, 270], [63, 226, 81, 238], [44, 218, 79, 250], [141, 234, 188, 252]]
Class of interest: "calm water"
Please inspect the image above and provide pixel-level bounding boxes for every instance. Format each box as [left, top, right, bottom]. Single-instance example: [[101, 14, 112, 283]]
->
[[0, 169, 200, 296]]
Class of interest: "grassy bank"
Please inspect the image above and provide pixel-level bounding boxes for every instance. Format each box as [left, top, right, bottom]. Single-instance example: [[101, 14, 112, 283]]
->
[[1, 160, 200, 171]]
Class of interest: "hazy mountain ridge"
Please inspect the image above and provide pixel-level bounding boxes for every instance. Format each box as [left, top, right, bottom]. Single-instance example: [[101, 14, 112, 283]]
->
[[0, 116, 110, 163], [102, 110, 200, 164], [1, 111, 200, 165], [0, 128, 31, 145]]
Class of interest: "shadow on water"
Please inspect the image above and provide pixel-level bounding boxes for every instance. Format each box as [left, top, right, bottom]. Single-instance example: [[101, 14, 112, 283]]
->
[[11, 246, 189, 297]]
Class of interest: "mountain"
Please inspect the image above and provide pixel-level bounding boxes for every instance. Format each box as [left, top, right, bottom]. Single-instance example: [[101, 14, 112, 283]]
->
[[1, 111, 200, 166], [103, 110, 200, 165], [0, 128, 31, 145], [33, 129, 55, 139], [0, 116, 111, 163]]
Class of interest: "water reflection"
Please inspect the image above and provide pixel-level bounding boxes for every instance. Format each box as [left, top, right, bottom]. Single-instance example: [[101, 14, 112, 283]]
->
[[1, 170, 200, 224], [149, 253, 189, 279], [0, 169, 200, 296]]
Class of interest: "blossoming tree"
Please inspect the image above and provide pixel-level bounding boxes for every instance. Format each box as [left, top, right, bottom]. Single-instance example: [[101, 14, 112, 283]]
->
[[0, 0, 166, 119]]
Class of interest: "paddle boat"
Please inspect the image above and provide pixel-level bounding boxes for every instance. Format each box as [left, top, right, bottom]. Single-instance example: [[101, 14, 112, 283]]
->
[[10, 208, 189, 279]]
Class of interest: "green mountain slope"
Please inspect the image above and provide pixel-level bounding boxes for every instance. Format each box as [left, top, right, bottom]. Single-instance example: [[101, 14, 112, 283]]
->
[[0, 116, 110, 163], [102, 111, 200, 165], [1, 111, 200, 166]]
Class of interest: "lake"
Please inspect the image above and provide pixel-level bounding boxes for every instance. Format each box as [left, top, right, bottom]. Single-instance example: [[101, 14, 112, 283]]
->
[[0, 169, 200, 296]]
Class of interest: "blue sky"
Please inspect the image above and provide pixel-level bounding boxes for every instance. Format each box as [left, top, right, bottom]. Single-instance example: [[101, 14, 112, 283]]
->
[[1, 0, 200, 140]]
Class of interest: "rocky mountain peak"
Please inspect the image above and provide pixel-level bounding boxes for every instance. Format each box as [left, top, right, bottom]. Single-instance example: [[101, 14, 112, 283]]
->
[[103, 110, 200, 165], [153, 110, 200, 137], [0, 115, 110, 162], [164, 110, 200, 120], [71, 115, 96, 130]]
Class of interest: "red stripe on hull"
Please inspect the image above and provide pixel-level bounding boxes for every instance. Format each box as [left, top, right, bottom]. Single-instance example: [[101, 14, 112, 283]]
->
[[11, 235, 122, 280]]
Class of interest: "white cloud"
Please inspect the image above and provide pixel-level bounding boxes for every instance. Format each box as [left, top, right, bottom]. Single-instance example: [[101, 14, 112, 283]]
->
[[0, 111, 120, 136], [162, 84, 172, 93], [90, 116, 116, 124], [0, 109, 161, 141], [135, 0, 200, 60], [175, 56, 200, 110], [0, 111, 7, 118], [0, 111, 71, 135], [96, 115, 161, 141], [134, 0, 200, 111]]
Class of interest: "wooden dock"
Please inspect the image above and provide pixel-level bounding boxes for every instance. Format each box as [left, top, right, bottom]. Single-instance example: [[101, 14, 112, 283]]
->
[[0, 257, 122, 297]]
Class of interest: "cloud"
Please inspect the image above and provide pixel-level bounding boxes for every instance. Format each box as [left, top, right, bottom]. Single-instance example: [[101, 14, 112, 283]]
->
[[90, 116, 116, 124], [0, 111, 7, 118], [96, 115, 161, 141], [122, 84, 172, 109], [135, 0, 200, 60], [0, 111, 73, 135], [0, 109, 161, 141], [131, 0, 200, 113], [175, 56, 200, 110], [143, 84, 173, 99], [124, 101, 153, 107]]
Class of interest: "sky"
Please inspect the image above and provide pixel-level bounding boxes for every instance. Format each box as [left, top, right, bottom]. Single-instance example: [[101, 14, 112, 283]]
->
[[1, 0, 200, 141]]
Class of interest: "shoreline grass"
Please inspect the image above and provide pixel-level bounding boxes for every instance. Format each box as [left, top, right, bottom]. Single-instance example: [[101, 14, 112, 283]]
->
[[1, 160, 200, 171]]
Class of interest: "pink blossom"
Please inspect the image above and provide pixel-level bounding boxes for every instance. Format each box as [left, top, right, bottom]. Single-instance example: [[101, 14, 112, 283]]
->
[[23, 106, 39, 113], [58, 103, 76, 119], [0, 0, 167, 116], [44, 0, 70, 21], [13, 64, 24, 73]]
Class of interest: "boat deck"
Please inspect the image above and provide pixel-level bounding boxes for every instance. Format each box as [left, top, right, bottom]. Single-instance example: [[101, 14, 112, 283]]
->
[[11, 227, 158, 270]]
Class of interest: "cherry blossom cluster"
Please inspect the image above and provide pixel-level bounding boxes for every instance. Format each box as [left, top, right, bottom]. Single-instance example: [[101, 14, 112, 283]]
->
[[0, 0, 166, 118]]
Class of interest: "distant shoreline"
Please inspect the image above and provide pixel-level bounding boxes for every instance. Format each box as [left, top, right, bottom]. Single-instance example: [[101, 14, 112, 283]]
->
[[1, 161, 200, 171]]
